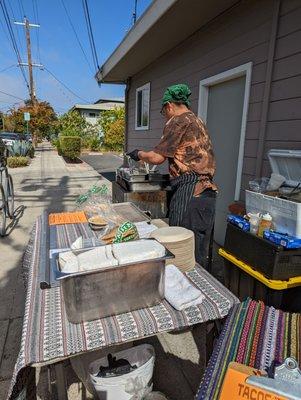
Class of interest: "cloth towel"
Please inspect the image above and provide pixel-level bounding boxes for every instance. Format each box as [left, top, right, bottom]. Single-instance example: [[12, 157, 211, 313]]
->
[[134, 222, 158, 238], [165, 264, 205, 310]]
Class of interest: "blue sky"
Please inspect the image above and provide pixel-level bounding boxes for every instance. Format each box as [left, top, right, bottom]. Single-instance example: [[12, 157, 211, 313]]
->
[[0, 0, 152, 114]]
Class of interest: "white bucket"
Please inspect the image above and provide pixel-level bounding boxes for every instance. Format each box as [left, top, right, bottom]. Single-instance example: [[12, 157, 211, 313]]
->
[[89, 344, 155, 400]]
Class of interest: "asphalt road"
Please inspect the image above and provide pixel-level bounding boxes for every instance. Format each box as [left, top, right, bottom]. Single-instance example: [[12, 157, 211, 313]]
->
[[81, 152, 123, 181]]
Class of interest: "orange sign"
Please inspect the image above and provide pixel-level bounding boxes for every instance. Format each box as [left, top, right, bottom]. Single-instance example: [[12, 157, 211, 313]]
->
[[48, 211, 88, 225], [219, 362, 288, 400]]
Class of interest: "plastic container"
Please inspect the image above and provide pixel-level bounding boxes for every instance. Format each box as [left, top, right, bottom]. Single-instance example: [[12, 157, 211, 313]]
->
[[248, 213, 260, 235], [70, 344, 132, 395], [268, 149, 301, 188], [257, 213, 273, 237], [224, 223, 301, 280], [220, 248, 301, 313], [89, 344, 155, 400], [246, 190, 301, 238], [266, 173, 286, 191], [246, 149, 301, 238]]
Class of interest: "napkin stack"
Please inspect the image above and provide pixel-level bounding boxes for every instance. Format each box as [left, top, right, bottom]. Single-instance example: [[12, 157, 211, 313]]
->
[[164, 264, 204, 310], [151, 227, 195, 272]]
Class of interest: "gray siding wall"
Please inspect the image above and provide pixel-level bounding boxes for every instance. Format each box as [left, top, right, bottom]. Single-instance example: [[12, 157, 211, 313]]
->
[[127, 0, 301, 197]]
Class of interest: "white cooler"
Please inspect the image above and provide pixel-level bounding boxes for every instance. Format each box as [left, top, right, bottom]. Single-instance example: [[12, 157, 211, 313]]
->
[[246, 149, 301, 238]]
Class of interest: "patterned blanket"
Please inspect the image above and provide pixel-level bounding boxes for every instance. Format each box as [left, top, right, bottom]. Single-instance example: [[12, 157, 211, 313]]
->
[[196, 299, 301, 399], [8, 213, 238, 399]]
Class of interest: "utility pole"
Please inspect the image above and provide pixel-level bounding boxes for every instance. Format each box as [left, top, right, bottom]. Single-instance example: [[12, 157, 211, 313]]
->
[[14, 18, 42, 104], [25, 18, 34, 103]]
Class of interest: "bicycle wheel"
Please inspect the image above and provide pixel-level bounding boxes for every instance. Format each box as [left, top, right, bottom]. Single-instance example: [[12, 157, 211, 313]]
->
[[0, 184, 6, 236], [6, 174, 14, 218]]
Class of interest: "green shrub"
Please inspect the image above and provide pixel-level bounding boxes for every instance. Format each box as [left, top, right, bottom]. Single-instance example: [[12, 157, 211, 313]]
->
[[89, 136, 101, 151], [56, 141, 62, 156], [60, 136, 81, 160], [7, 156, 29, 168], [104, 119, 125, 151]]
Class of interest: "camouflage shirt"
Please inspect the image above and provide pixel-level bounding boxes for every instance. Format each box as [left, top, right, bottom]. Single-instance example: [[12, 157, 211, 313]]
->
[[154, 111, 217, 196]]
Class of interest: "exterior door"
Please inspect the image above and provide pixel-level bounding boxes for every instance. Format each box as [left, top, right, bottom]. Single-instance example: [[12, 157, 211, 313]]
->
[[198, 64, 252, 245]]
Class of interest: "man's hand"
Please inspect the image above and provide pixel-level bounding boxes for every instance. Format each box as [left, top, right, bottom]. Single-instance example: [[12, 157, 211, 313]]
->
[[126, 149, 140, 162], [138, 150, 166, 165]]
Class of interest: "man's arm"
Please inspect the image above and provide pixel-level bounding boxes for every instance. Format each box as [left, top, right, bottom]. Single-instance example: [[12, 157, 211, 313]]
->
[[138, 150, 166, 165]]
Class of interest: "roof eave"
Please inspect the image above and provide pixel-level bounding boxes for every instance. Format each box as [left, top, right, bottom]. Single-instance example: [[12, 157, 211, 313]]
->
[[95, 0, 177, 83]]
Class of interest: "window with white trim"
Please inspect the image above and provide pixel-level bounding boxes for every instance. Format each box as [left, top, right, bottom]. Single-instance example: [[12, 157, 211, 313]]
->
[[135, 82, 150, 130]]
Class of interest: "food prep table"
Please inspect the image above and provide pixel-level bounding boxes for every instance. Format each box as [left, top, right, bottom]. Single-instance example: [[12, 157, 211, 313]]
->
[[8, 212, 238, 400]]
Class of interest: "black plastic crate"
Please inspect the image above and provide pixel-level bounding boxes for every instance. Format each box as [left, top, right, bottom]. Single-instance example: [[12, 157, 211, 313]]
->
[[223, 258, 301, 312], [224, 223, 301, 280]]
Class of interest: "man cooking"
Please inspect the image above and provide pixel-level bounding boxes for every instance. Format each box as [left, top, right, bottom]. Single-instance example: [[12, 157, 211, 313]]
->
[[127, 84, 217, 269]]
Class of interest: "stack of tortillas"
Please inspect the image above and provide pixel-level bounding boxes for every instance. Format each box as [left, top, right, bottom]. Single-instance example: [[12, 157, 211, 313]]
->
[[150, 227, 195, 272]]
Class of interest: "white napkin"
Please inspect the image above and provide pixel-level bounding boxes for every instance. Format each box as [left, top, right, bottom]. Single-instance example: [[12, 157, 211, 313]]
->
[[59, 251, 79, 273], [164, 264, 204, 311], [71, 236, 83, 250], [134, 222, 158, 238]]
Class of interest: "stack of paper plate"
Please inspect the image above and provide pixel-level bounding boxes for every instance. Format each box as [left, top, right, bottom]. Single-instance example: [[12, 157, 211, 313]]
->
[[150, 227, 195, 272]]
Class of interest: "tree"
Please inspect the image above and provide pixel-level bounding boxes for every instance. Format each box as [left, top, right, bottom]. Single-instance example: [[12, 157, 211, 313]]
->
[[104, 118, 125, 151], [58, 110, 87, 136], [5, 101, 58, 142], [99, 107, 125, 151]]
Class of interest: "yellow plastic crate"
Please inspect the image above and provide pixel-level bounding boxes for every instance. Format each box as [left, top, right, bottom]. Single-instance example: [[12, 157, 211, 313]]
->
[[219, 248, 301, 290]]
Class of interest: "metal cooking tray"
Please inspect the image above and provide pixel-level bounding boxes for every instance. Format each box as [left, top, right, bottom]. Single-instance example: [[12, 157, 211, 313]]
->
[[111, 201, 151, 222], [54, 240, 174, 323], [116, 175, 166, 193]]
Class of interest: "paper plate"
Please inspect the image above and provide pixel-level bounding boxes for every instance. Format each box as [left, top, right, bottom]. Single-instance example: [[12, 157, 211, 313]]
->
[[150, 227, 194, 242]]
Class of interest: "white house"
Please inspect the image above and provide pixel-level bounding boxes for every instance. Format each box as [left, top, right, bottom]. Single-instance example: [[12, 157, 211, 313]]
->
[[70, 99, 124, 126]]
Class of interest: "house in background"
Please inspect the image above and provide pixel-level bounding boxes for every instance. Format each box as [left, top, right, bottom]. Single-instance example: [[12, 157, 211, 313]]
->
[[70, 99, 124, 126], [95, 0, 301, 244]]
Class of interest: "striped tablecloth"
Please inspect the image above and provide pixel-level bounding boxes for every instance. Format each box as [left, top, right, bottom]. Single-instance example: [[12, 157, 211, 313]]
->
[[9, 213, 238, 399], [196, 299, 301, 399]]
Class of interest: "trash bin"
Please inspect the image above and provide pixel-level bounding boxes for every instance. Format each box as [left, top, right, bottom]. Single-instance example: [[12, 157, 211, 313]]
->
[[89, 344, 155, 400], [220, 248, 301, 312]]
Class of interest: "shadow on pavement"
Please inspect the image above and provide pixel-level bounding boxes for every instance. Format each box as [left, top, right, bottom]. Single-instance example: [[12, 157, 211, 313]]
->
[[4, 205, 26, 237]]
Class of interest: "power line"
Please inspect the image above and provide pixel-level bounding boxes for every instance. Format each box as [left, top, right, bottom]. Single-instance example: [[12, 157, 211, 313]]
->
[[0, 0, 30, 90], [0, 89, 24, 101], [43, 67, 90, 103], [6, 0, 24, 56], [17, 0, 25, 17], [60, 0, 94, 74], [82, 0, 100, 73], [0, 64, 16, 73]]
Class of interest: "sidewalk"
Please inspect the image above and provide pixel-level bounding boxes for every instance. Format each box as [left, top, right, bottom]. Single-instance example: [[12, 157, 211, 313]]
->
[[0, 143, 108, 398]]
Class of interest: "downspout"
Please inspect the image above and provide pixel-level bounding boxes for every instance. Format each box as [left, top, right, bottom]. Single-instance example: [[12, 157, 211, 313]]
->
[[255, 0, 281, 177], [124, 77, 132, 153]]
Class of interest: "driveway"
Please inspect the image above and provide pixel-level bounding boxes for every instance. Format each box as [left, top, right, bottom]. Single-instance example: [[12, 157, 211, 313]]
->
[[81, 152, 123, 182]]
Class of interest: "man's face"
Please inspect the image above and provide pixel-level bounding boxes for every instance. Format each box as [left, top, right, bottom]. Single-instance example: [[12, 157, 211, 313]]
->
[[161, 103, 175, 121]]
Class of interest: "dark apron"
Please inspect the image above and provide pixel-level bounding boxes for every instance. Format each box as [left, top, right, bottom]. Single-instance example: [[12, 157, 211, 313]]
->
[[168, 172, 199, 226], [169, 172, 217, 268]]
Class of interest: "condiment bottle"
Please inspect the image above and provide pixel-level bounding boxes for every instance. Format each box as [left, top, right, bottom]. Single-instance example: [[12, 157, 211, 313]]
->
[[258, 213, 273, 237]]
